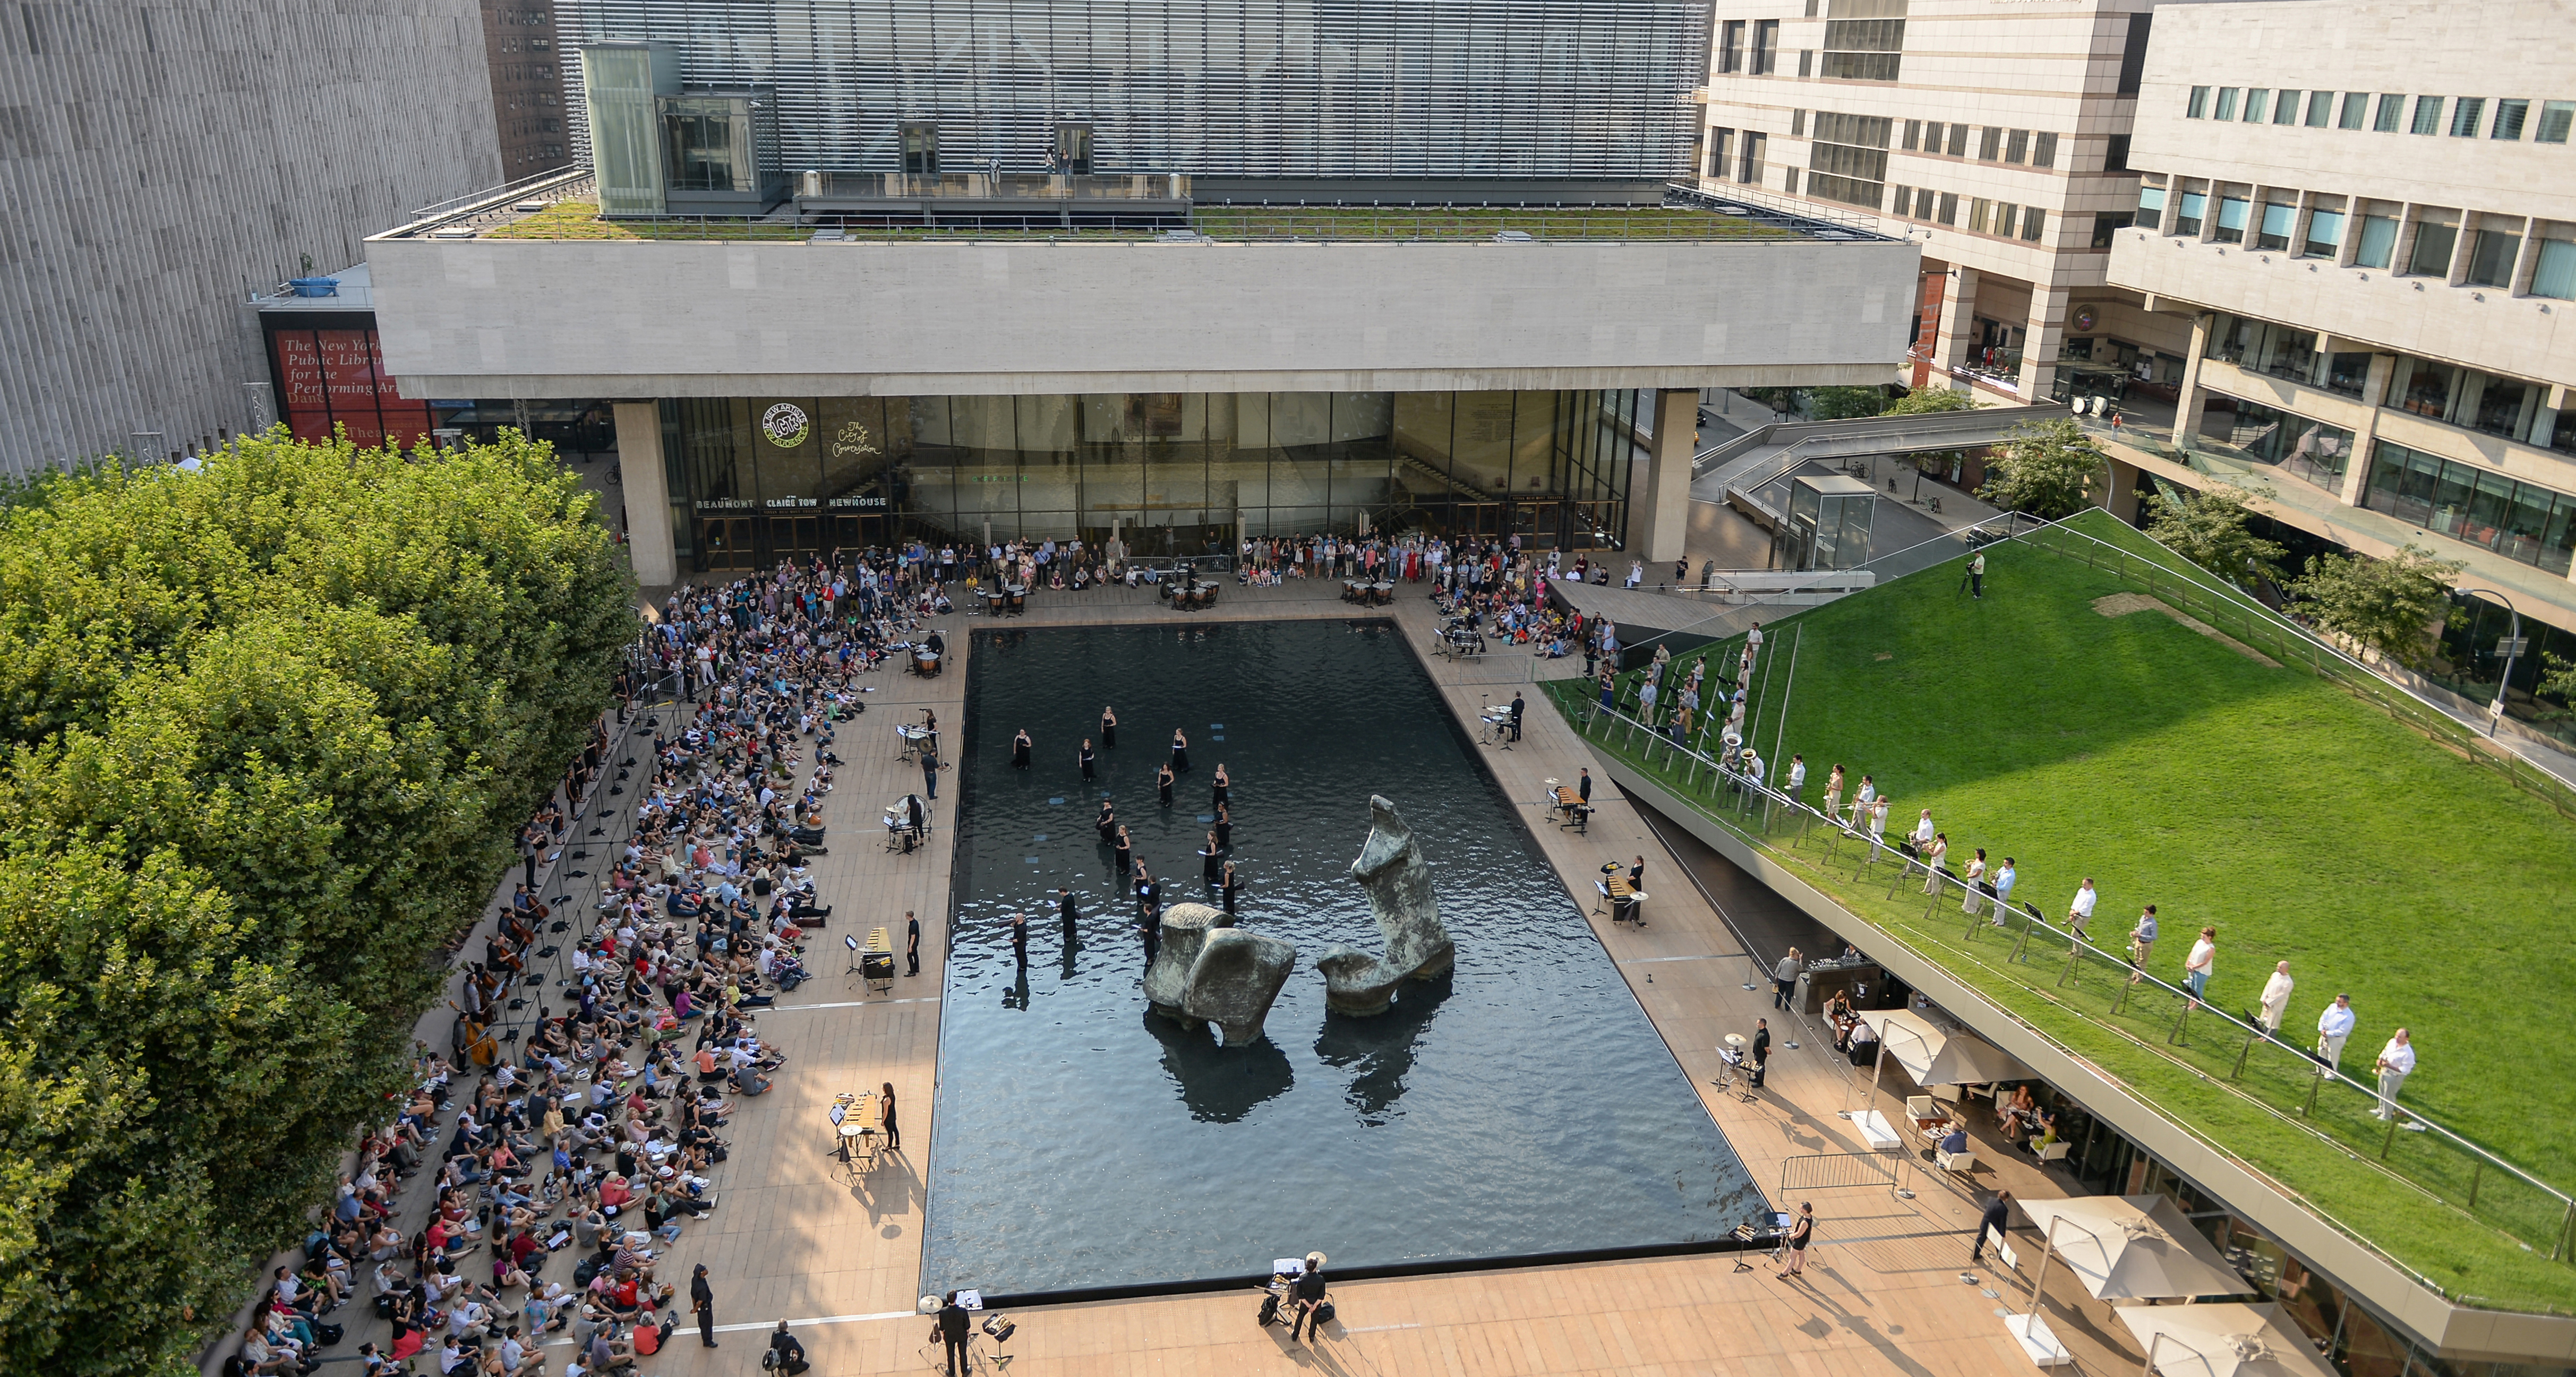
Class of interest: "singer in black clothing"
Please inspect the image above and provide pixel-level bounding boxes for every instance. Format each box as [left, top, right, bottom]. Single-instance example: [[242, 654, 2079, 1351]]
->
[[1012, 728, 1033, 768], [1200, 832, 1221, 883], [1112, 825, 1133, 877], [1057, 886, 1081, 925], [1079, 739, 1096, 780], [1100, 705, 1117, 748], [1212, 804, 1232, 851], [1157, 764, 1175, 807], [1170, 728, 1190, 772], [1211, 764, 1231, 808], [1094, 799, 1117, 842], [1218, 860, 1243, 915]]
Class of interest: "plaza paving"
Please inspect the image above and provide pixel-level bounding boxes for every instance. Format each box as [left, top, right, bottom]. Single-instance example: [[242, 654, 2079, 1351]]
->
[[361, 576, 2157, 1377]]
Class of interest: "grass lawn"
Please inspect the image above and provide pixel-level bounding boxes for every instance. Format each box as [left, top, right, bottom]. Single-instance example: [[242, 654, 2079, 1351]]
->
[[1551, 511, 2576, 1311], [1187, 205, 1794, 240]]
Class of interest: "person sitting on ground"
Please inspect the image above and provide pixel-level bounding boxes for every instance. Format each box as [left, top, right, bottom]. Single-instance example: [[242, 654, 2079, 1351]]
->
[[767, 1320, 811, 1375]]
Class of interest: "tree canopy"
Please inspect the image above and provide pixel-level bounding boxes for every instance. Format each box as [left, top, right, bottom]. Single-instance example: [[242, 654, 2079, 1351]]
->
[[0, 430, 635, 1375], [2142, 483, 2286, 591], [2287, 543, 2466, 669], [1977, 417, 2106, 520]]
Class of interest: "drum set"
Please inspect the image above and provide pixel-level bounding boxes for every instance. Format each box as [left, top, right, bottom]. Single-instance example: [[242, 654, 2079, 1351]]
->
[[895, 722, 936, 762], [1476, 703, 1516, 747], [1434, 616, 1484, 659]]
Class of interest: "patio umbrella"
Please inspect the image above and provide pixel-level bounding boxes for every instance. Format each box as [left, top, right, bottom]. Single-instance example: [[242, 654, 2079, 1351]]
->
[[1843, 1008, 2039, 1114], [2022, 1195, 2253, 1303], [2116, 1302, 2337, 1377]]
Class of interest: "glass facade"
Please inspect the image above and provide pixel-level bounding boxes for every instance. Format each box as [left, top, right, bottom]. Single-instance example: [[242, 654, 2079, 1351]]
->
[[660, 390, 1639, 572], [559, 0, 1708, 183], [2211, 394, 2354, 492], [2361, 440, 2576, 575]]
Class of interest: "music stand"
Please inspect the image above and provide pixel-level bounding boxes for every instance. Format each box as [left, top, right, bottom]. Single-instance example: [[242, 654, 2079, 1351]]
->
[[843, 934, 865, 977]]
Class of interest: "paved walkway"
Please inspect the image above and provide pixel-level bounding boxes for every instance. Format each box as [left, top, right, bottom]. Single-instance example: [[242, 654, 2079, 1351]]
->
[[341, 577, 2153, 1377]]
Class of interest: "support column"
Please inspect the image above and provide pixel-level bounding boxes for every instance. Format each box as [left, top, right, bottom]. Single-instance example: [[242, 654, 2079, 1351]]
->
[[2172, 313, 2213, 445], [1627, 388, 1698, 565], [613, 401, 677, 589], [1932, 266, 1979, 375], [2019, 286, 2072, 402], [2339, 354, 2398, 507]]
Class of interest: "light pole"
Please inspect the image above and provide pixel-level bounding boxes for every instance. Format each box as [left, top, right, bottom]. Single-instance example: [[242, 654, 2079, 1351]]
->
[[2457, 588, 2524, 736]]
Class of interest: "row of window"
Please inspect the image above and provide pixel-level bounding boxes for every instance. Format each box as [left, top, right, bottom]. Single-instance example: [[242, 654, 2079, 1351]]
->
[[1886, 183, 2047, 242], [2363, 439, 2576, 575], [2184, 87, 2575, 143], [2135, 184, 2576, 298], [1706, 127, 1768, 186], [1716, 19, 1780, 76], [1901, 119, 2058, 169], [2201, 314, 2576, 455], [495, 63, 558, 84]]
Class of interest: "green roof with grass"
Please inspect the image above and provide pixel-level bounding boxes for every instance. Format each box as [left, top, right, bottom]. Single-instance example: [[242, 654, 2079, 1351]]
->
[[1551, 511, 2576, 1313]]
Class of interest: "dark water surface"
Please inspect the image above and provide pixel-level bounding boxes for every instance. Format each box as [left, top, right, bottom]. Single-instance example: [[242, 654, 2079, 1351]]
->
[[921, 619, 1758, 1297]]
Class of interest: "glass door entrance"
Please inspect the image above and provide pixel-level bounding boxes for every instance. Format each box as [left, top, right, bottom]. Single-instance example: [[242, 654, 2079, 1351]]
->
[[701, 517, 758, 570]]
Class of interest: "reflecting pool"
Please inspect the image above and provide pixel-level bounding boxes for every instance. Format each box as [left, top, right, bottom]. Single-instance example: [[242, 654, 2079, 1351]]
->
[[922, 619, 1758, 1296]]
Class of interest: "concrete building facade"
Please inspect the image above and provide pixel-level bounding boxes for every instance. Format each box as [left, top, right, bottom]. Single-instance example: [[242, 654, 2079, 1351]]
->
[[482, 0, 571, 182], [0, 0, 503, 476]]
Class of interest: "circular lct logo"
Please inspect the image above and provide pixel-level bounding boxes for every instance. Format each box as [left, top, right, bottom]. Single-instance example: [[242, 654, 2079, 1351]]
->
[[761, 403, 810, 448]]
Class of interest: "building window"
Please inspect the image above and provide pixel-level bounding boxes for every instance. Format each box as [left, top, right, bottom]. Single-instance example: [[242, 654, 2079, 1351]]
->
[[2256, 202, 2295, 251], [2004, 128, 2029, 163], [2466, 229, 2519, 287], [1708, 127, 1733, 178], [2214, 194, 2249, 244], [1936, 191, 1958, 225], [1792, 109, 1807, 136], [2302, 209, 2345, 258], [2407, 219, 2458, 277], [902, 122, 939, 174], [2538, 101, 2574, 143], [1752, 19, 1779, 75], [2275, 90, 2302, 125], [2305, 90, 2333, 126], [2103, 133, 2129, 173], [2213, 88, 2239, 121], [1902, 118, 1922, 150], [1888, 183, 1910, 216], [1054, 123, 1093, 174], [2137, 183, 2166, 223], [2374, 93, 2406, 131], [2364, 441, 2576, 575], [2117, 14, 2152, 96], [1979, 125, 2002, 160], [1946, 122, 1969, 156], [2021, 208, 2045, 242], [1719, 20, 1745, 73], [2216, 394, 2356, 491], [1805, 112, 1891, 208], [1739, 130, 1767, 183], [2206, 314, 2322, 384], [1993, 204, 2017, 237], [1799, 49, 1812, 78], [2409, 95, 2444, 134], [2339, 92, 2369, 129], [2032, 131, 2057, 168], [2450, 97, 2486, 136], [2355, 214, 2398, 268], [1784, 167, 1801, 195], [2187, 86, 2210, 119], [2534, 238, 2576, 299], [2244, 89, 2270, 123], [1967, 197, 1992, 234], [1919, 119, 1941, 152], [1820, 0, 1906, 83], [2175, 191, 2205, 236], [2090, 212, 2132, 249], [2492, 99, 2530, 140]]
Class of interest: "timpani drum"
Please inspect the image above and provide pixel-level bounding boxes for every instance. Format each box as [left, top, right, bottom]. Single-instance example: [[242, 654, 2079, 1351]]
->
[[913, 649, 941, 677]]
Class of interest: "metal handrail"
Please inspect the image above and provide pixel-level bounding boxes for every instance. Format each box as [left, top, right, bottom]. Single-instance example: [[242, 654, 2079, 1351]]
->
[[1580, 695, 2576, 1289]]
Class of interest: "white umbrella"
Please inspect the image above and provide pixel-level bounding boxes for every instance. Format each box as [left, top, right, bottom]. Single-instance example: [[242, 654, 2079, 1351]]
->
[[2022, 1195, 2252, 1303], [1843, 1008, 2039, 1116], [2117, 1302, 2337, 1377]]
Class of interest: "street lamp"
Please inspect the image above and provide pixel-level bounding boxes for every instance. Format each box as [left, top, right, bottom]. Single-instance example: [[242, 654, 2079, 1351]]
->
[[2455, 587, 2523, 736]]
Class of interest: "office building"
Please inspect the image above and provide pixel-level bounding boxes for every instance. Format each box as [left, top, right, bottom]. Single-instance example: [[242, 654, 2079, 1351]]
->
[[2104, 0, 2576, 728], [483, 1, 572, 181], [0, 0, 503, 477]]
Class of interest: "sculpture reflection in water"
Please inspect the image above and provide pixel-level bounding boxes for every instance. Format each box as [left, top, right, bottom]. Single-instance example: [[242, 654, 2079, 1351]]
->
[[1145, 1010, 1296, 1123], [1314, 972, 1454, 1125]]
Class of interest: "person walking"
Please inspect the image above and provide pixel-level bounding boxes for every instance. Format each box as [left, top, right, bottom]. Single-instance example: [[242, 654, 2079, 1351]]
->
[[935, 1293, 971, 1375], [689, 1265, 716, 1349], [2183, 926, 2216, 1007], [905, 911, 921, 977], [1772, 948, 1803, 1011], [2257, 962, 2295, 1033], [2315, 994, 2356, 1072], [1971, 1190, 2013, 1266], [2372, 1029, 2415, 1121], [1774, 1202, 1815, 1278]]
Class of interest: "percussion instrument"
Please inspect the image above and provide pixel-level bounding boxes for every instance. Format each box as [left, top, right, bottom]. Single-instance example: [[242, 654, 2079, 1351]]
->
[[912, 649, 941, 677], [1370, 581, 1394, 606]]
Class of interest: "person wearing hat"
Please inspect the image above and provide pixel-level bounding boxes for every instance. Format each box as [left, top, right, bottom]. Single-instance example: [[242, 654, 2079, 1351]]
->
[[689, 1264, 716, 1348], [1290, 1252, 1330, 1343]]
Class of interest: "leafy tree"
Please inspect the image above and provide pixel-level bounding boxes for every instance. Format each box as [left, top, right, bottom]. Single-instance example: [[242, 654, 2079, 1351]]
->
[[2535, 653, 2576, 707], [1884, 386, 1979, 416], [1808, 385, 1890, 420], [0, 428, 636, 1375], [1977, 417, 2105, 520], [2143, 483, 2286, 591], [2287, 544, 2467, 669]]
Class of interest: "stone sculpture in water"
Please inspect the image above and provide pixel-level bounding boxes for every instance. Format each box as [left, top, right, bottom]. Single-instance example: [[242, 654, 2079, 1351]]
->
[[1315, 795, 1456, 1015], [1144, 901, 1296, 1047]]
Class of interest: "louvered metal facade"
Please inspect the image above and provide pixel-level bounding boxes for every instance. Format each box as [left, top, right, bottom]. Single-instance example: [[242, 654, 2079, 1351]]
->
[[555, 0, 1708, 184]]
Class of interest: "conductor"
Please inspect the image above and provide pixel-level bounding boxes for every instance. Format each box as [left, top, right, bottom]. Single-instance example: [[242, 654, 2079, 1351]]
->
[[1508, 691, 1526, 742], [934, 1294, 972, 1376]]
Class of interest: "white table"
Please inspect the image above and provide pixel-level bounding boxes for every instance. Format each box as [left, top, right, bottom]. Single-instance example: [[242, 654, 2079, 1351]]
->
[[1851, 1109, 1904, 1154]]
